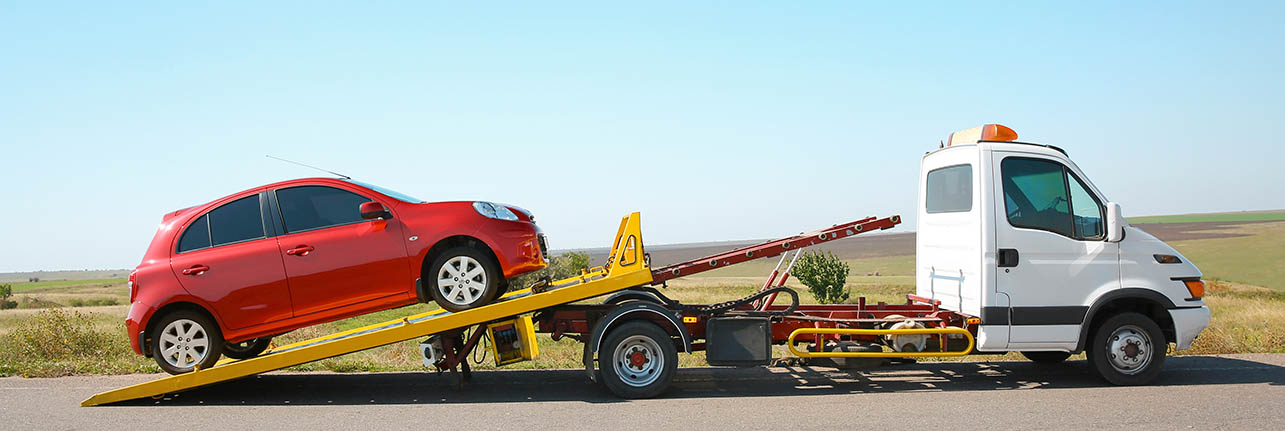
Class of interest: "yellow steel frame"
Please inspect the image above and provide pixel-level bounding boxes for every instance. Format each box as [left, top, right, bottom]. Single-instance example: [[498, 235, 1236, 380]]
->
[[83, 213, 653, 407], [786, 327, 975, 358]]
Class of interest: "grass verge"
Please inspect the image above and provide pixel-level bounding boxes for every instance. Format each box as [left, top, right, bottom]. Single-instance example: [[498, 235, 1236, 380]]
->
[[1, 277, 1280, 377]]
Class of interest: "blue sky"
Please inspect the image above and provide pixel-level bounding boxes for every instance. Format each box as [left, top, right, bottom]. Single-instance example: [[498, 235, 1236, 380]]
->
[[2, 2, 1282, 272]]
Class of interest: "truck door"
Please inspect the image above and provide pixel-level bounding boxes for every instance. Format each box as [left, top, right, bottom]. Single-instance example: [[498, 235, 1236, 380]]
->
[[991, 153, 1118, 349]]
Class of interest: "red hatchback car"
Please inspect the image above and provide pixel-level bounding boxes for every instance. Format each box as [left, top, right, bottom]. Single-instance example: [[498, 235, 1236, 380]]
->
[[127, 178, 547, 374]]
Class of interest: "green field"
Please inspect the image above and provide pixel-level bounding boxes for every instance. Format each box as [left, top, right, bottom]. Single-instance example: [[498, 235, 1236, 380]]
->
[[1128, 211, 1285, 224], [1164, 221, 1285, 291], [6, 278, 125, 293]]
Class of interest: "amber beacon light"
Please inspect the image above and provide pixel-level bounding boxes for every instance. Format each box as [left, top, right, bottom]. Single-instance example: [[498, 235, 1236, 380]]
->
[[946, 123, 1019, 147]]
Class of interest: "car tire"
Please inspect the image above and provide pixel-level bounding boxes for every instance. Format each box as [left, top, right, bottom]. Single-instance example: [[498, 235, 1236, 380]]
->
[[597, 321, 678, 399], [1021, 351, 1072, 364], [223, 337, 272, 360], [1087, 312, 1167, 385], [149, 310, 223, 375], [427, 246, 502, 312]]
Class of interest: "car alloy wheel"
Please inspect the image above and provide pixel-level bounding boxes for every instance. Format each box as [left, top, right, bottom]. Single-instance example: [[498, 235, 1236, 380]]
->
[[437, 255, 488, 307], [158, 318, 211, 369]]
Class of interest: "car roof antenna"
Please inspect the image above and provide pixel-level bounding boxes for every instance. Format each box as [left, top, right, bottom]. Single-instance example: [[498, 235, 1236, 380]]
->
[[265, 155, 352, 180]]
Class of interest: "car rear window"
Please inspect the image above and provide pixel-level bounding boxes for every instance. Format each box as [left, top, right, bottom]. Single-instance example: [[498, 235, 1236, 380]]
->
[[177, 215, 211, 253], [208, 195, 265, 246], [925, 164, 973, 213]]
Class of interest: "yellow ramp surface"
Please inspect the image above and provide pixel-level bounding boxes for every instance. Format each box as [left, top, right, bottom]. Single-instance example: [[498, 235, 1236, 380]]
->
[[83, 213, 653, 406]]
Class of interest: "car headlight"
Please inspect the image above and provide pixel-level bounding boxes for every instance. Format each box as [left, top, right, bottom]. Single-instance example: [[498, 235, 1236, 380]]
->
[[473, 201, 520, 221]]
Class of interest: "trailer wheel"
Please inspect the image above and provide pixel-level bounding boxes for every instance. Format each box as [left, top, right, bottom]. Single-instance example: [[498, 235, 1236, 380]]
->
[[223, 337, 272, 360], [1087, 312, 1166, 385], [428, 247, 502, 312], [597, 321, 677, 399], [1021, 351, 1071, 364]]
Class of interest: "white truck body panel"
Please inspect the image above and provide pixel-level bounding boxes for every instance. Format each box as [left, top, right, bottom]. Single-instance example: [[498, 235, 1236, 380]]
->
[[917, 140, 1210, 353]]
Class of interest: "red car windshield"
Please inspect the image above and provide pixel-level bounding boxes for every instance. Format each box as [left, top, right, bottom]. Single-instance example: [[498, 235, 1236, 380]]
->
[[342, 179, 425, 203]]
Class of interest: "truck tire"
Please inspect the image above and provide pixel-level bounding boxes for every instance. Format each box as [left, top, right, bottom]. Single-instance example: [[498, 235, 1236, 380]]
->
[[1021, 351, 1072, 364], [150, 310, 223, 375], [427, 247, 502, 312], [1087, 312, 1166, 385], [597, 321, 677, 399], [223, 337, 272, 360]]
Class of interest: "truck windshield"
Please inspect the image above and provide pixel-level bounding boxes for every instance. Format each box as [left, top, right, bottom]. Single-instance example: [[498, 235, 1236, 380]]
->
[[343, 179, 426, 203]]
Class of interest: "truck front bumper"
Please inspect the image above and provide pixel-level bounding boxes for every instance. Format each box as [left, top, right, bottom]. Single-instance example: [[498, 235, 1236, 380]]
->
[[1169, 306, 1211, 350]]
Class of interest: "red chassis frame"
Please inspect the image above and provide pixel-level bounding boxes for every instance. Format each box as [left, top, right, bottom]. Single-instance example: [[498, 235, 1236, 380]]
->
[[532, 214, 979, 356]]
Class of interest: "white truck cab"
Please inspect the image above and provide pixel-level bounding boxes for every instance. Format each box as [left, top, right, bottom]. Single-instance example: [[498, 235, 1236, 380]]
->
[[916, 124, 1212, 384]]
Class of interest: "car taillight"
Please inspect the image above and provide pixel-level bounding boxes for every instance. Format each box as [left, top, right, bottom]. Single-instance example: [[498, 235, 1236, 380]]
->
[[128, 271, 138, 302]]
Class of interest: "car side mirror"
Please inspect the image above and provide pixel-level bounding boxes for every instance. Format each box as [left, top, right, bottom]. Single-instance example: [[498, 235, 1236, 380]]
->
[[360, 201, 393, 220], [1105, 202, 1124, 242]]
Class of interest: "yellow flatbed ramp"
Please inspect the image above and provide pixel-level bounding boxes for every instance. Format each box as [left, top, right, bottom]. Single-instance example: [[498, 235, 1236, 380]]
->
[[83, 213, 653, 406]]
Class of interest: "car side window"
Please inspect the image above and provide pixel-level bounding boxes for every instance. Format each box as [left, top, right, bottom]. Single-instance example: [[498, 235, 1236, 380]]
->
[[276, 186, 372, 233], [1068, 174, 1104, 239], [1001, 157, 1074, 237], [208, 195, 265, 246], [177, 215, 211, 253]]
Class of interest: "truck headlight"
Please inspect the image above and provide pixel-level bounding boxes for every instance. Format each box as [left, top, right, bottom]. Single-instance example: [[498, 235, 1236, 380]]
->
[[473, 201, 520, 221]]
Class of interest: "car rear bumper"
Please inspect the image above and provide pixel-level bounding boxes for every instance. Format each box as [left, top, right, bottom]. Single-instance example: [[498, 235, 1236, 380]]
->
[[1169, 306, 1211, 350], [126, 301, 151, 355]]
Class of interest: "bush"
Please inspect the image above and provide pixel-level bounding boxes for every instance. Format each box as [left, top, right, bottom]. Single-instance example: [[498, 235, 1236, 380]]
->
[[18, 296, 61, 309], [508, 251, 592, 289], [792, 251, 851, 304], [0, 284, 15, 309], [66, 298, 118, 307], [4, 308, 112, 360]]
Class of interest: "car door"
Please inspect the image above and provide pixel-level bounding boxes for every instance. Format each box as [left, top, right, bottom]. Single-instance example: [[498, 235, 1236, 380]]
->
[[271, 184, 412, 317], [992, 153, 1119, 349], [170, 193, 294, 330]]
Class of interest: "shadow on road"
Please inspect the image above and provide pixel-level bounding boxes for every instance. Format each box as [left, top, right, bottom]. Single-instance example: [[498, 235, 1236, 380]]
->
[[110, 355, 1283, 406]]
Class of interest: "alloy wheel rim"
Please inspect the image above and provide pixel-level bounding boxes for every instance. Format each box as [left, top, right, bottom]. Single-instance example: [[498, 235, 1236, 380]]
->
[[437, 256, 487, 306], [613, 335, 664, 387], [1106, 324, 1152, 374], [159, 319, 209, 369]]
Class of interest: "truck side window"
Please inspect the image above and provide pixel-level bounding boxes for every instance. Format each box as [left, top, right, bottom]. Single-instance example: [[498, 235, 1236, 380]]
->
[[925, 164, 972, 213], [1001, 158, 1074, 237], [1068, 174, 1104, 239]]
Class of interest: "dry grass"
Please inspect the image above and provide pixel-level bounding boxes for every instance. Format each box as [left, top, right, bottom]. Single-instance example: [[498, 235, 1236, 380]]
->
[[0, 274, 1280, 377], [1182, 281, 1285, 355]]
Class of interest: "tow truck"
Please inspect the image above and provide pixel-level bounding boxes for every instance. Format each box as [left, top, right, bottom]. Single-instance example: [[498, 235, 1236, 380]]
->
[[83, 124, 1210, 405]]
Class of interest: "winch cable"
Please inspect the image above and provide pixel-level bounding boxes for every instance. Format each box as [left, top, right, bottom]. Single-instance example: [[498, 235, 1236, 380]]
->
[[633, 286, 800, 318]]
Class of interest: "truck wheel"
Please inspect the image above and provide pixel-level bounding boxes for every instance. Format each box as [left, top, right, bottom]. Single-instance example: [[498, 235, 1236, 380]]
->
[[223, 337, 272, 360], [597, 321, 677, 399], [1021, 351, 1071, 364], [1087, 312, 1166, 385], [150, 310, 223, 375], [428, 247, 501, 312]]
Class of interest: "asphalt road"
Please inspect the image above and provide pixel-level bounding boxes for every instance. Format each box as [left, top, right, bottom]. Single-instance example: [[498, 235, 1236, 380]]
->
[[3, 354, 1283, 430]]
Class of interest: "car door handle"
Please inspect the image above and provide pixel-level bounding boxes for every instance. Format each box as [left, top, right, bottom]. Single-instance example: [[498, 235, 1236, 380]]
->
[[181, 265, 210, 276], [998, 248, 1020, 268], [286, 245, 315, 256]]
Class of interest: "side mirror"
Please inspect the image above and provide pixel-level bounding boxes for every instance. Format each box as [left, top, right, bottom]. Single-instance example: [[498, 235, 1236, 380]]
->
[[360, 201, 393, 220], [1105, 202, 1124, 242]]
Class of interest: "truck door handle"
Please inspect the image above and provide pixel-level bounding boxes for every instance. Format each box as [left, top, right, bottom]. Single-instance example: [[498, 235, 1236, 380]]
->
[[998, 249, 1019, 268], [286, 245, 315, 256], [181, 265, 210, 276]]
